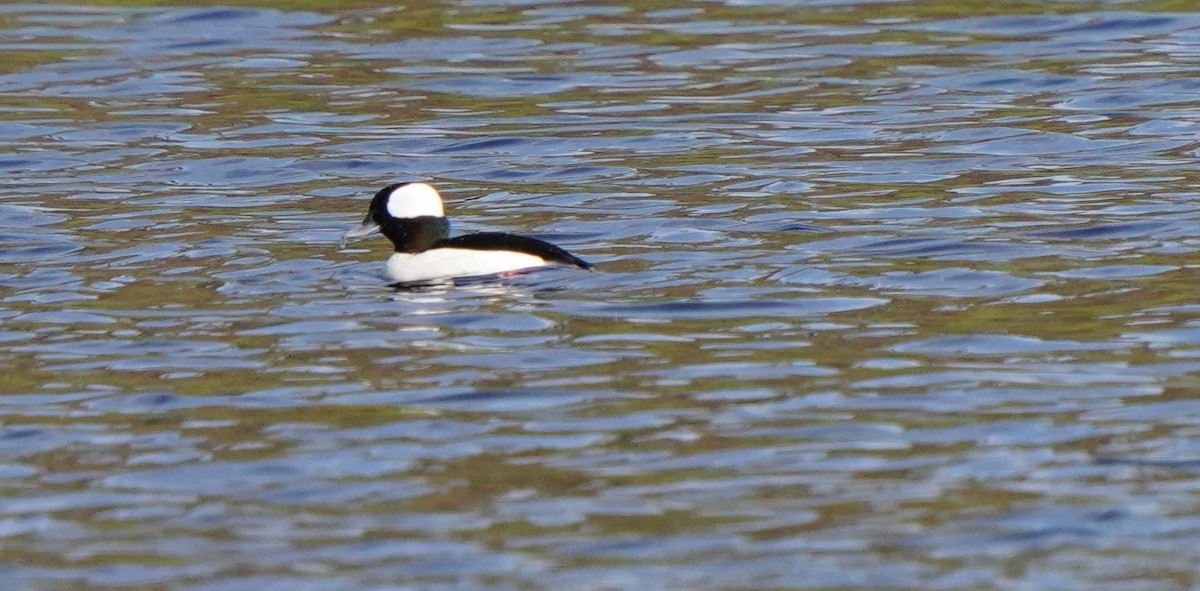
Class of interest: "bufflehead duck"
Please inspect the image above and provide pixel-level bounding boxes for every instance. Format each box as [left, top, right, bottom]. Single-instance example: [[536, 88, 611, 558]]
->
[[342, 182, 591, 285]]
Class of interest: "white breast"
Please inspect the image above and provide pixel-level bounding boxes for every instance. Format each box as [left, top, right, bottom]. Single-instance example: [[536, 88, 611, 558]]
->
[[386, 248, 548, 283]]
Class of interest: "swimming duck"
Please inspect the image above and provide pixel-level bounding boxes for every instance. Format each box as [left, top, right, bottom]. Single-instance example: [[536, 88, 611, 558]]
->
[[342, 182, 591, 285]]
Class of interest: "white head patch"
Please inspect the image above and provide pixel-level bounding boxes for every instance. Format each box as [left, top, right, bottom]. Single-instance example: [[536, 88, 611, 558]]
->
[[386, 182, 445, 219]]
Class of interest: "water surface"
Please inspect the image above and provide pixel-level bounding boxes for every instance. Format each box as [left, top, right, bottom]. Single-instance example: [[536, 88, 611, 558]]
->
[[3, 1, 1200, 589]]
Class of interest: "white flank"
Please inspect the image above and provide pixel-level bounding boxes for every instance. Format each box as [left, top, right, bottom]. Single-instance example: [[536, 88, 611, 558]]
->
[[385, 183, 445, 219], [387, 248, 547, 283]]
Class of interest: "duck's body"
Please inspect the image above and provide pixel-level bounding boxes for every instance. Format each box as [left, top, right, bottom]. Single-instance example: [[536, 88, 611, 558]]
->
[[343, 183, 591, 285]]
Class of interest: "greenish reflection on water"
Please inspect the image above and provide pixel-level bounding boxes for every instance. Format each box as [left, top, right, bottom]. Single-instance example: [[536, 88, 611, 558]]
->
[[4, 0, 1200, 589]]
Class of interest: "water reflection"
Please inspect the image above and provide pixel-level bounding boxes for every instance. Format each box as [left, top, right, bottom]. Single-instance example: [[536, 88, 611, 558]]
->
[[3, 1, 1200, 589]]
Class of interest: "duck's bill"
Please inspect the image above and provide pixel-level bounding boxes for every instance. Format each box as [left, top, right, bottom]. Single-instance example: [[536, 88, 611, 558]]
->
[[340, 217, 380, 247]]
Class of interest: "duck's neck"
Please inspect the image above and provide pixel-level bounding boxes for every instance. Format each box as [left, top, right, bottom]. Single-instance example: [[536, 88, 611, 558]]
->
[[380, 216, 450, 253]]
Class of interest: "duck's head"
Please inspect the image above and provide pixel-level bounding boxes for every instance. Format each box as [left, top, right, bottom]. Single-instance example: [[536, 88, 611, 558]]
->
[[342, 182, 450, 252]]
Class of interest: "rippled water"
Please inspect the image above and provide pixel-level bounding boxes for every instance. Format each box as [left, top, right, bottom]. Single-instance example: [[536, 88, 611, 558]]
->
[[5, 1, 1200, 588]]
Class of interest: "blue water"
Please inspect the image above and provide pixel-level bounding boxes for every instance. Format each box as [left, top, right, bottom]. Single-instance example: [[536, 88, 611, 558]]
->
[[3, 2, 1200, 589]]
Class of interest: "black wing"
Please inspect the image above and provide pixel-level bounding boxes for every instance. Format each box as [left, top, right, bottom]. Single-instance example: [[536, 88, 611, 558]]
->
[[435, 232, 592, 269]]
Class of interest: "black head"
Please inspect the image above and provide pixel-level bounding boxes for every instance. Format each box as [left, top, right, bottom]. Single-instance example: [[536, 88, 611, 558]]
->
[[343, 182, 451, 253]]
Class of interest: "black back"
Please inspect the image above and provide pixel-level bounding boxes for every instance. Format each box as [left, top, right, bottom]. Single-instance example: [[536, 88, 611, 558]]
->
[[436, 232, 592, 269]]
